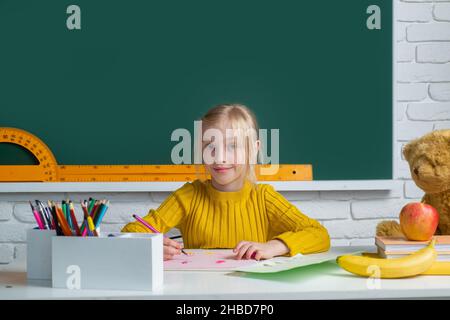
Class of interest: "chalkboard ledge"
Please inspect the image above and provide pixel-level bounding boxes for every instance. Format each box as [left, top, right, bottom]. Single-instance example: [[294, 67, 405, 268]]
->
[[0, 180, 400, 193]]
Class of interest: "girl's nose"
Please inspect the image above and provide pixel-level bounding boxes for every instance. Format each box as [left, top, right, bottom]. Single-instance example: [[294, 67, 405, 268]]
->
[[214, 146, 225, 163]]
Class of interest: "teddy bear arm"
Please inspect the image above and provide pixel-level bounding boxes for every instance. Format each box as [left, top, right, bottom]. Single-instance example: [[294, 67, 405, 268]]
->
[[426, 192, 450, 234], [376, 220, 403, 237], [435, 193, 450, 235]]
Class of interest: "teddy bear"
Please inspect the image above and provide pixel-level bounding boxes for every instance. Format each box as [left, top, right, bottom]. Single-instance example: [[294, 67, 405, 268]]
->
[[377, 129, 450, 237]]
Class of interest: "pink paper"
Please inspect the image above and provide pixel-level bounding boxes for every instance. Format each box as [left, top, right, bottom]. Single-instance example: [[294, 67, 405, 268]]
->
[[164, 249, 258, 271]]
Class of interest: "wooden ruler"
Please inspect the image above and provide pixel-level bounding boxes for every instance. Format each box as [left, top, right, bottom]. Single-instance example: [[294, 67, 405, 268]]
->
[[0, 127, 312, 182]]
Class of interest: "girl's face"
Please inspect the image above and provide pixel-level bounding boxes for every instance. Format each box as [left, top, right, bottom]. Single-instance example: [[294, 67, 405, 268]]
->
[[202, 122, 249, 188]]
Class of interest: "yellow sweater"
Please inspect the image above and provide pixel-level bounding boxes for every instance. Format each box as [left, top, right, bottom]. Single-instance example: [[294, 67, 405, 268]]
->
[[121, 179, 330, 256]]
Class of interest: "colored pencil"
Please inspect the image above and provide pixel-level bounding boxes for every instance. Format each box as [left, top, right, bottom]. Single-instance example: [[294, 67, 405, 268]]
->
[[41, 201, 53, 227], [69, 201, 81, 236], [54, 202, 72, 236], [63, 201, 73, 231], [48, 201, 63, 236], [132, 214, 187, 255], [80, 198, 97, 234], [29, 201, 45, 229], [87, 216, 98, 237], [88, 198, 95, 216], [80, 200, 88, 234], [92, 201, 103, 226], [90, 200, 99, 216], [132, 214, 159, 233], [35, 201, 49, 229], [81, 201, 90, 237], [93, 201, 109, 229], [34, 200, 50, 230]]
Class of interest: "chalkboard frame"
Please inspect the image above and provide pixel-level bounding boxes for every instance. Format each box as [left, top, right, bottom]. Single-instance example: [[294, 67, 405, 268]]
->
[[0, 0, 397, 191]]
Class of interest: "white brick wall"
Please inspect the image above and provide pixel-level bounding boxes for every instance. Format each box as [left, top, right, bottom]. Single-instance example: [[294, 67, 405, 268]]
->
[[0, 0, 449, 266]]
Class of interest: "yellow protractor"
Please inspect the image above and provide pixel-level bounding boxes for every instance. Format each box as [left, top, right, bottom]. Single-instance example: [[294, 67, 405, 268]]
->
[[0, 127, 313, 182], [0, 127, 59, 182]]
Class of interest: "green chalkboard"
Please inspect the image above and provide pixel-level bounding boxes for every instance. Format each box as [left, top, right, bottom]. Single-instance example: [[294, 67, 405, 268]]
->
[[0, 0, 392, 180]]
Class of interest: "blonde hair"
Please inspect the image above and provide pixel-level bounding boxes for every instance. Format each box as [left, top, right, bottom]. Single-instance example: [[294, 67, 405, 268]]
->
[[198, 103, 259, 184]]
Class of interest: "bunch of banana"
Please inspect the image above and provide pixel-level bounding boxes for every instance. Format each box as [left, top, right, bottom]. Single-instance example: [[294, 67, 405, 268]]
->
[[336, 239, 436, 278]]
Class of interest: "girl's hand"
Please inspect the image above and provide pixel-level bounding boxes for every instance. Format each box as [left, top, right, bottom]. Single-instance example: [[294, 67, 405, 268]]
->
[[233, 240, 290, 260], [163, 237, 182, 261]]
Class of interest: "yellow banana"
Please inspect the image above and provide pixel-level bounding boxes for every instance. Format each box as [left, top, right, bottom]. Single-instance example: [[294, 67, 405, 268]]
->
[[361, 252, 380, 258], [361, 248, 450, 275], [337, 239, 436, 278], [422, 261, 450, 275]]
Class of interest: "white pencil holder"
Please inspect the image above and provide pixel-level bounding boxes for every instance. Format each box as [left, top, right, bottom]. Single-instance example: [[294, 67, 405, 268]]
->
[[51, 232, 163, 291], [26, 228, 56, 280]]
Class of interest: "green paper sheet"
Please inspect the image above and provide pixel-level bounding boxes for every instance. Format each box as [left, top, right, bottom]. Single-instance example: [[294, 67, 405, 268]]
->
[[234, 247, 366, 274]]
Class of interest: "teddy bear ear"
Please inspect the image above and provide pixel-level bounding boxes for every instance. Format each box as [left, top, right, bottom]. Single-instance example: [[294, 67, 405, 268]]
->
[[444, 130, 450, 143], [402, 143, 412, 161]]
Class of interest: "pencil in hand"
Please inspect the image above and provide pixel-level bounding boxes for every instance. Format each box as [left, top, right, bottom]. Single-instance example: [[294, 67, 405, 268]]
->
[[133, 214, 188, 255]]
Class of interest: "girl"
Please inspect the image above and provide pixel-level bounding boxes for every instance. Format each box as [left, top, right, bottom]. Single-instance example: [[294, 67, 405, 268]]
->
[[121, 104, 330, 261]]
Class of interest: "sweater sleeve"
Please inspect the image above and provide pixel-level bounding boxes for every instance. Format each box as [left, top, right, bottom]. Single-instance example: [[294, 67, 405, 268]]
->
[[121, 182, 195, 233], [264, 185, 330, 256]]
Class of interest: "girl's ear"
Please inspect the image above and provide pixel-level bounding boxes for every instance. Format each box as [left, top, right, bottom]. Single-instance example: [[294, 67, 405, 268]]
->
[[255, 140, 261, 151]]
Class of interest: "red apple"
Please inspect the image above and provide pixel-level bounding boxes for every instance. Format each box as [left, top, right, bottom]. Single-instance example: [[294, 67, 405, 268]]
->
[[399, 202, 439, 241]]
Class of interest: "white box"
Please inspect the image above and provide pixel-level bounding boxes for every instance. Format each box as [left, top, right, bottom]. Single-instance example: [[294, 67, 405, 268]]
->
[[27, 229, 56, 280], [52, 232, 163, 291]]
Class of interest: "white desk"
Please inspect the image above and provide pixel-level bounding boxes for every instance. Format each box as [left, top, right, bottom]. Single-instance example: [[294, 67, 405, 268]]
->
[[1, 246, 450, 300]]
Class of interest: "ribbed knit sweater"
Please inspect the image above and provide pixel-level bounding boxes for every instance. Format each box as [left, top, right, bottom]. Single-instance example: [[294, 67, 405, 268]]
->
[[121, 179, 330, 256]]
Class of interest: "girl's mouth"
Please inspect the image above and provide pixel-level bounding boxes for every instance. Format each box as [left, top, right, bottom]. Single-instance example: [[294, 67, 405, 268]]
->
[[213, 166, 233, 173]]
